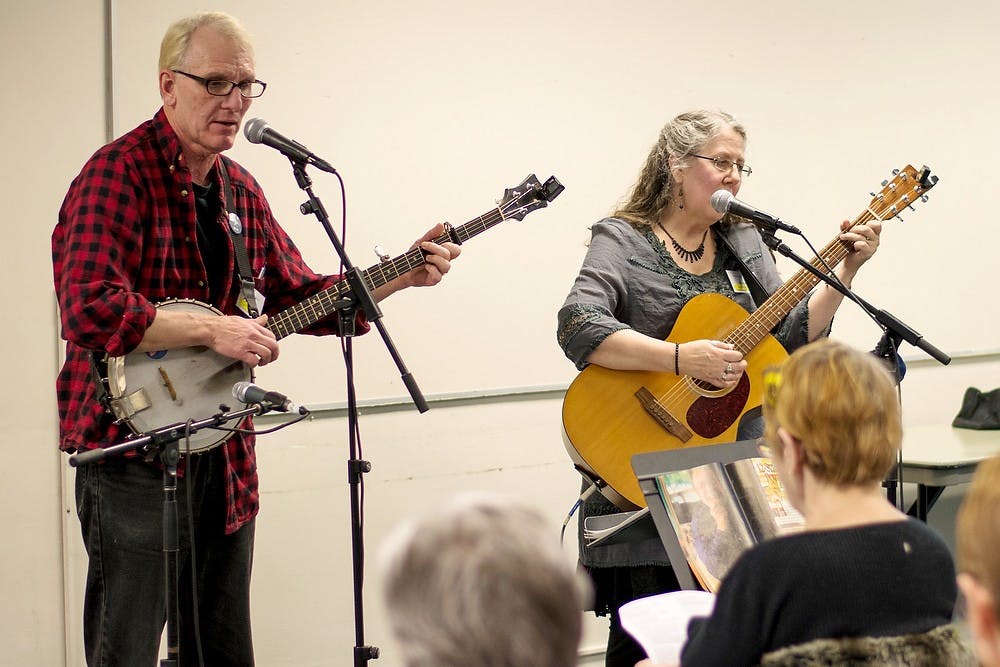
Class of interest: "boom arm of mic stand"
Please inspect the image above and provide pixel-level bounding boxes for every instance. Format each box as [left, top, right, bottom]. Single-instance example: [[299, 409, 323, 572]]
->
[[759, 232, 950, 366], [67, 404, 264, 467], [290, 160, 427, 412]]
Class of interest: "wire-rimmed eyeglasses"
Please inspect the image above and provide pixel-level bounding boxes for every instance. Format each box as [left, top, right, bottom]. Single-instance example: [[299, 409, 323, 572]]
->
[[692, 154, 752, 177], [172, 70, 267, 98]]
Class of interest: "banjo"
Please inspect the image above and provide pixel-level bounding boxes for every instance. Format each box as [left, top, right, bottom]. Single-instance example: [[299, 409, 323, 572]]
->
[[99, 174, 564, 453]]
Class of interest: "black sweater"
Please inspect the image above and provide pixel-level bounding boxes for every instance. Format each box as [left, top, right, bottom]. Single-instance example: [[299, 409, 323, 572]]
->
[[681, 518, 957, 666]]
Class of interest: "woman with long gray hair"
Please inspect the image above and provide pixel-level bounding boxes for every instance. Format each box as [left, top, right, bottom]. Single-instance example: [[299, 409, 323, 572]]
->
[[557, 109, 883, 666]]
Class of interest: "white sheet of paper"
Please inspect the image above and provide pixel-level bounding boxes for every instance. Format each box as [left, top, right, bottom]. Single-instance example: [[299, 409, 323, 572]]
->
[[619, 590, 716, 664]]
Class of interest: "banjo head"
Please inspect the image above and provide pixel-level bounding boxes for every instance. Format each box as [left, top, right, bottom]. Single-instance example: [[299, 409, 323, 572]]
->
[[105, 299, 253, 453]]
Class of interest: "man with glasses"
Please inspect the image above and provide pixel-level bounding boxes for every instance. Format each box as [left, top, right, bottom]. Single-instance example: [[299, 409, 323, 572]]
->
[[53, 11, 460, 666]]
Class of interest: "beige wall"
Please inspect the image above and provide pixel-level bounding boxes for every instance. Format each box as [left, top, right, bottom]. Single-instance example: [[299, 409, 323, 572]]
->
[[3, 1, 998, 665], [1, 1, 106, 665]]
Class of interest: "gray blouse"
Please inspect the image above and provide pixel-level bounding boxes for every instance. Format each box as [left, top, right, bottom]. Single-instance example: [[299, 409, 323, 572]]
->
[[557, 217, 818, 568]]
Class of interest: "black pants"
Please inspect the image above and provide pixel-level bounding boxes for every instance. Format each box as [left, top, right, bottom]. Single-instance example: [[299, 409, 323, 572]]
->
[[75, 452, 255, 666]]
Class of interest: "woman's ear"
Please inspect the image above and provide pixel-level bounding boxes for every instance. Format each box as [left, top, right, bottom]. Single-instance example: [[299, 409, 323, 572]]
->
[[666, 156, 684, 185], [776, 427, 803, 475], [959, 573, 1000, 667]]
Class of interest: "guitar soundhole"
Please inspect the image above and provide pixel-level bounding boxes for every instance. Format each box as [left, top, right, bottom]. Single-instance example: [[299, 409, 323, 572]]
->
[[686, 374, 751, 438]]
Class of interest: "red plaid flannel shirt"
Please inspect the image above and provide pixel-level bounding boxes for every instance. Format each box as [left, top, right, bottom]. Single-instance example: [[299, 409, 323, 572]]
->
[[52, 108, 365, 533]]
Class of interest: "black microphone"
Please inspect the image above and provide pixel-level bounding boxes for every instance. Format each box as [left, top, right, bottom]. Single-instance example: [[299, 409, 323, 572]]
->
[[232, 381, 307, 414], [710, 190, 801, 235], [243, 118, 337, 174]]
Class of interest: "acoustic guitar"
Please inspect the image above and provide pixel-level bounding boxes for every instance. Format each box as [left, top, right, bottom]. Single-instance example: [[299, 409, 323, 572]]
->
[[562, 165, 937, 509], [98, 174, 564, 453]]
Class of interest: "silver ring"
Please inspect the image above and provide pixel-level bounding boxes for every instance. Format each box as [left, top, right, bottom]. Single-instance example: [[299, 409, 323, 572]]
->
[[726, 362, 733, 374]]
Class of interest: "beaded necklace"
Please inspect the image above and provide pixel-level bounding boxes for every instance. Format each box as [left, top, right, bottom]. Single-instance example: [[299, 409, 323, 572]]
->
[[657, 221, 708, 263]]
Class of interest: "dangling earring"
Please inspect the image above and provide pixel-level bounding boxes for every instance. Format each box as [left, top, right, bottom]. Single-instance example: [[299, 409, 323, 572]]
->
[[677, 184, 685, 210]]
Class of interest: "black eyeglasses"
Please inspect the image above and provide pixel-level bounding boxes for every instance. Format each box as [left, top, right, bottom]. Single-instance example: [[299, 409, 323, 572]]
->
[[172, 70, 267, 98], [692, 154, 752, 177]]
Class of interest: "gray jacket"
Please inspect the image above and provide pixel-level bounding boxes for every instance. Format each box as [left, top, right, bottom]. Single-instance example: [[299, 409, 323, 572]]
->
[[557, 217, 820, 567]]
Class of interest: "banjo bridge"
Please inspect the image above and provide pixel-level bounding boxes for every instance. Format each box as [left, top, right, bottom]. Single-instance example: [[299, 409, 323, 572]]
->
[[158, 366, 179, 401]]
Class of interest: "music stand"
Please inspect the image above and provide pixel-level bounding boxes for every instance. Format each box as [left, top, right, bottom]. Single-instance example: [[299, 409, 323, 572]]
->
[[630, 440, 764, 591]]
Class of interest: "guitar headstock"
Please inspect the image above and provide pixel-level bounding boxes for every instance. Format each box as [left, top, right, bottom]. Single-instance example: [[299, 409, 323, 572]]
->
[[867, 165, 938, 222], [499, 174, 565, 221]]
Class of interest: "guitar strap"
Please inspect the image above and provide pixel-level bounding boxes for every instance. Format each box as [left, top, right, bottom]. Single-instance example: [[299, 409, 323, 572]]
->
[[219, 156, 260, 318], [90, 161, 260, 420], [716, 225, 771, 310]]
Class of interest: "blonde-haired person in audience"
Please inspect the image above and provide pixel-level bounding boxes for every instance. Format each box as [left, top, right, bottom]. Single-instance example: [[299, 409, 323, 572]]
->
[[380, 493, 592, 667], [638, 338, 971, 667], [957, 455, 1000, 667]]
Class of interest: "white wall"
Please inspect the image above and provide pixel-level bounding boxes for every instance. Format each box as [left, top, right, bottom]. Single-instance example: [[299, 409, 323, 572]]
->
[[3, 1, 999, 665]]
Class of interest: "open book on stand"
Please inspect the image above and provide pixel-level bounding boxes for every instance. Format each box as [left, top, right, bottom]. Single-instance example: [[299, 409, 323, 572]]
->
[[654, 446, 804, 591], [631, 440, 805, 593]]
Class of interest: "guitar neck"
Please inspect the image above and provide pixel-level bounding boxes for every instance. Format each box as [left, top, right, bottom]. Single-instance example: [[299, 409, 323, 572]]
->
[[265, 205, 507, 340], [728, 214, 875, 355]]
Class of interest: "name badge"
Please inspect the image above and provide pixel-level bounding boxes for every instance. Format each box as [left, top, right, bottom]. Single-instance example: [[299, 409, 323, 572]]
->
[[726, 269, 750, 295]]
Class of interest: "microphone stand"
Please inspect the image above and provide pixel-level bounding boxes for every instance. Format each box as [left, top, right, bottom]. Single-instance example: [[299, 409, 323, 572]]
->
[[288, 157, 426, 666], [69, 404, 265, 667], [758, 229, 950, 365], [757, 229, 950, 512]]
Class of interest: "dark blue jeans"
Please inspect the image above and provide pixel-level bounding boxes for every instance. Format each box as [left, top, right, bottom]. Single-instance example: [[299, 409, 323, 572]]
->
[[75, 451, 255, 666]]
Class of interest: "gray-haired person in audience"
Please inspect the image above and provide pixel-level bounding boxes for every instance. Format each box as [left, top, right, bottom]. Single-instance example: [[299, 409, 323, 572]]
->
[[380, 493, 592, 667]]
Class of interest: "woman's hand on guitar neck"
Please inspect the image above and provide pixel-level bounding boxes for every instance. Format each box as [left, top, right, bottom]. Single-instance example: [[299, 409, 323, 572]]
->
[[839, 218, 882, 276], [679, 339, 746, 387]]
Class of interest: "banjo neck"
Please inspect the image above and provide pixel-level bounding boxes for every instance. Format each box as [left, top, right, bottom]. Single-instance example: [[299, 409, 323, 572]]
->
[[265, 175, 558, 340]]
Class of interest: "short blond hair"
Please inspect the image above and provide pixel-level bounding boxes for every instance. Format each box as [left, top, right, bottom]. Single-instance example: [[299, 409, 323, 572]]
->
[[957, 455, 1000, 612], [158, 11, 253, 71], [763, 338, 901, 485]]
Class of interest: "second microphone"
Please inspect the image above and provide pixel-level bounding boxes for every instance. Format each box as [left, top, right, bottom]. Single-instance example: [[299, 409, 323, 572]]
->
[[233, 381, 308, 415]]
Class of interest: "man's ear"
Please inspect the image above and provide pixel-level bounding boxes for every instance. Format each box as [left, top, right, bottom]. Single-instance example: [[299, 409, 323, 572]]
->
[[959, 573, 1000, 666], [160, 70, 176, 107]]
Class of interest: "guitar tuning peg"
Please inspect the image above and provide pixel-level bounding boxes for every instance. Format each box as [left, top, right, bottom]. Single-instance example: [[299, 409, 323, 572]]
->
[[373, 244, 390, 263], [921, 194, 930, 203], [891, 168, 900, 175], [870, 192, 877, 197], [880, 180, 888, 187], [908, 204, 916, 211]]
